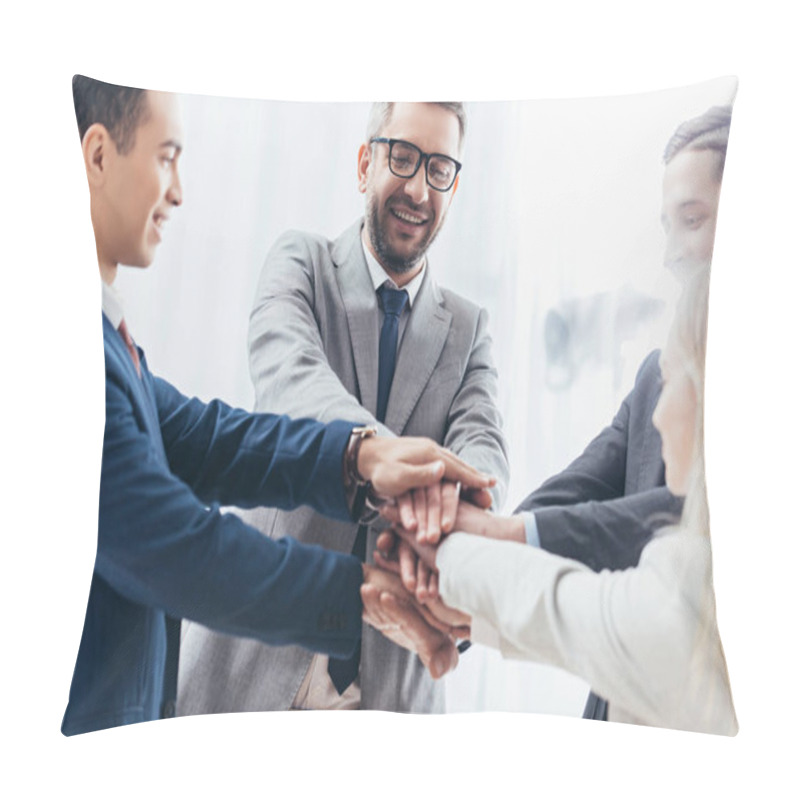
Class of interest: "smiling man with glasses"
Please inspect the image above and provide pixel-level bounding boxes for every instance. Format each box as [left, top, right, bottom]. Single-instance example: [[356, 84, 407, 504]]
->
[[177, 101, 509, 717]]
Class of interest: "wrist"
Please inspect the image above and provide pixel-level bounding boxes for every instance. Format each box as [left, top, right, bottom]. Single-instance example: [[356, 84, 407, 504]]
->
[[355, 432, 379, 484], [343, 426, 378, 521], [502, 515, 526, 543], [345, 426, 377, 484]]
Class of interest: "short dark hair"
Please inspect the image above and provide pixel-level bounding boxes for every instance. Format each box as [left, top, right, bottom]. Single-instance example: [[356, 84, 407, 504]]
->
[[72, 75, 150, 155], [663, 105, 732, 181]]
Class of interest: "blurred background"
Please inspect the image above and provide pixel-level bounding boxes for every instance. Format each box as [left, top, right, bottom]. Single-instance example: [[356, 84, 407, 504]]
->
[[116, 77, 737, 716]]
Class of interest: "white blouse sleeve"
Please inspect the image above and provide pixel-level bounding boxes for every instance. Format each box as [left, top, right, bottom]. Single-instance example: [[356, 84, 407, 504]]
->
[[436, 531, 736, 735]]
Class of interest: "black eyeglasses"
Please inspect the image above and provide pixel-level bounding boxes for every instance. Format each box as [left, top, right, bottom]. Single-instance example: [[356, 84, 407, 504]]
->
[[370, 137, 462, 192]]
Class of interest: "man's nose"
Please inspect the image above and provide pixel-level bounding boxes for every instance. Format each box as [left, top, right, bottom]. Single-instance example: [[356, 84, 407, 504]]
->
[[168, 167, 183, 207], [403, 163, 429, 205], [663, 230, 683, 269]]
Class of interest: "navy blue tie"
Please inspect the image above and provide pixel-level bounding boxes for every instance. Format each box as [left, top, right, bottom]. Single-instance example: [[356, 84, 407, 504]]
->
[[375, 285, 409, 425], [327, 284, 409, 695]]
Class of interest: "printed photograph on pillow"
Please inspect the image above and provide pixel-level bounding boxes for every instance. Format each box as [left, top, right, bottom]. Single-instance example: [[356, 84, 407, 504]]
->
[[64, 75, 737, 736]]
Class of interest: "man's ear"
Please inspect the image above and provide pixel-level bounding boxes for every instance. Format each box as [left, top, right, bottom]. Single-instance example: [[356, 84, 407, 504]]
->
[[356, 142, 370, 194], [82, 123, 113, 187]]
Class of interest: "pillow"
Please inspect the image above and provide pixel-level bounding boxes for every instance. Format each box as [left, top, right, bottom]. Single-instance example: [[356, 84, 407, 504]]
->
[[66, 75, 737, 736]]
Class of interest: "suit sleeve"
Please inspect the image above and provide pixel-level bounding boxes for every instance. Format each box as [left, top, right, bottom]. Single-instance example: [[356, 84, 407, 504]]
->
[[514, 351, 681, 571], [436, 532, 736, 735], [247, 231, 390, 435], [153, 375, 354, 519], [96, 366, 363, 656], [442, 306, 509, 510]]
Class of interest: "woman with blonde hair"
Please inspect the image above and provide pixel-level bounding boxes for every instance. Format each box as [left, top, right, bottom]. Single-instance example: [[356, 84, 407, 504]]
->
[[376, 266, 737, 734]]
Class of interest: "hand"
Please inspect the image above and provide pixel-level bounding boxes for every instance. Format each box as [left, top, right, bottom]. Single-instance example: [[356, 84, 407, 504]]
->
[[361, 564, 459, 680], [378, 590, 471, 651], [357, 436, 496, 501], [372, 535, 471, 634], [374, 533, 440, 600], [385, 524, 439, 572], [389, 480, 493, 546], [452, 503, 526, 543], [401, 480, 460, 545]]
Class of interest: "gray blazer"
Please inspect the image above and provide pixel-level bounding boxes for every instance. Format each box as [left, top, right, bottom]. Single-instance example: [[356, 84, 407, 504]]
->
[[177, 219, 509, 715]]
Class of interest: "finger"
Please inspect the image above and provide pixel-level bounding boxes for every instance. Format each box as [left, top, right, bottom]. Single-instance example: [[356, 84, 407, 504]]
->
[[436, 450, 495, 490], [397, 492, 417, 531], [428, 570, 439, 600], [375, 530, 397, 555], [452, 626, 471, 640], [380, 503, 403, 527], [393, 525, 438, 572], [440, 481, 459, 533], [412, 488, 428, 543], [373, 550, 401, 576], [398, 540, 418, 593], [463, 486, 493, 510], [413, 598, 455, 635], [361, 583, 390, 628], [378, 590, 455, 673], [415, 557, 431, 602], [424, 482, 442, 544], [430, 639, 459, 679]]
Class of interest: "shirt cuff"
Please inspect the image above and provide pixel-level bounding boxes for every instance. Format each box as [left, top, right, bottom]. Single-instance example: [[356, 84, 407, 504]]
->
[[521, 511, 541, 548]]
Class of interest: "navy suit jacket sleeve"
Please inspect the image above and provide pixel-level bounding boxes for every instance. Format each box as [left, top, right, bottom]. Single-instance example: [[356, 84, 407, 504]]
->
[[515, 351, 682, 572], [98, 358, 363, 653], [153, 376, 353, 516]]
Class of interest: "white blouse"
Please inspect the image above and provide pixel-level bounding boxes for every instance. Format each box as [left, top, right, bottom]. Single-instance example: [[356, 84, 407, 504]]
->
[[436, 529, 737, 735]]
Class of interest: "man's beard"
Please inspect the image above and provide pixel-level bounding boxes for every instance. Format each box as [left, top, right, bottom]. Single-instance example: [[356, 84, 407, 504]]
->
[[365, 192, 441, 273]]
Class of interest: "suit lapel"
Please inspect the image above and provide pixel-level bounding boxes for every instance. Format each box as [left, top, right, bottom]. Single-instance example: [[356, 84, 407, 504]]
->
[[103, 315, 162, 440], [385, 269, 452, 433], [331, 221, 381, 417]]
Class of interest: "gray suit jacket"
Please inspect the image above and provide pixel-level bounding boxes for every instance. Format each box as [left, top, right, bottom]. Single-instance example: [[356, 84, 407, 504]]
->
[[178, 219, 509, 715]]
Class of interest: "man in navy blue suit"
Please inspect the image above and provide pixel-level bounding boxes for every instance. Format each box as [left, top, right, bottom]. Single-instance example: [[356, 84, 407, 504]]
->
[[63, 76, 489, 736]]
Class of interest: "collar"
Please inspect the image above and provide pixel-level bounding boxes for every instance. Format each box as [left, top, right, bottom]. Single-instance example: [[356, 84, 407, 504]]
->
[[101, 278, 125, 329], [360, 234, 425, 308]]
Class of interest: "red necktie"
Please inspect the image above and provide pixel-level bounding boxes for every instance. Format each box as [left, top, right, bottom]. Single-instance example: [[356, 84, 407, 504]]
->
[[118, 319, 141, 377]]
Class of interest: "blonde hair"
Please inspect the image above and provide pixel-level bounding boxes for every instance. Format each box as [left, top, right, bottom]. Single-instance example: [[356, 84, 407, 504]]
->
[[664, 265, 737, 732], [668, 266, 711, 536]]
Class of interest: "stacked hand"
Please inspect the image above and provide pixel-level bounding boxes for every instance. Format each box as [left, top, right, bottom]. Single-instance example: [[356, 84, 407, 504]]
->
[[354, 438, 499, 679], [360, 564, 467, 679], [371, 491, 527, 638], [357, 436, 496, 510]]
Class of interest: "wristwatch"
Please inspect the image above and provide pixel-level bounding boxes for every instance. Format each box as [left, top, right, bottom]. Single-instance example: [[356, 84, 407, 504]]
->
[[343, 425, 378, 521]]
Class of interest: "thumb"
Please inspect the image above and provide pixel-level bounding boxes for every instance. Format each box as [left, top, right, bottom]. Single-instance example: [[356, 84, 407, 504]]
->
[[430, 642, 458, 679], [465, 487, 494, 509]]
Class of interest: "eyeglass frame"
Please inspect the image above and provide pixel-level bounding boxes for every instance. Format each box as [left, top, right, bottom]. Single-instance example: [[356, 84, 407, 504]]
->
[[369, 137, 462, 192]]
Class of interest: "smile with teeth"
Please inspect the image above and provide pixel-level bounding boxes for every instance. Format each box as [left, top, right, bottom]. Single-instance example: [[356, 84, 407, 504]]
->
[[391, 207, 427, 225]]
